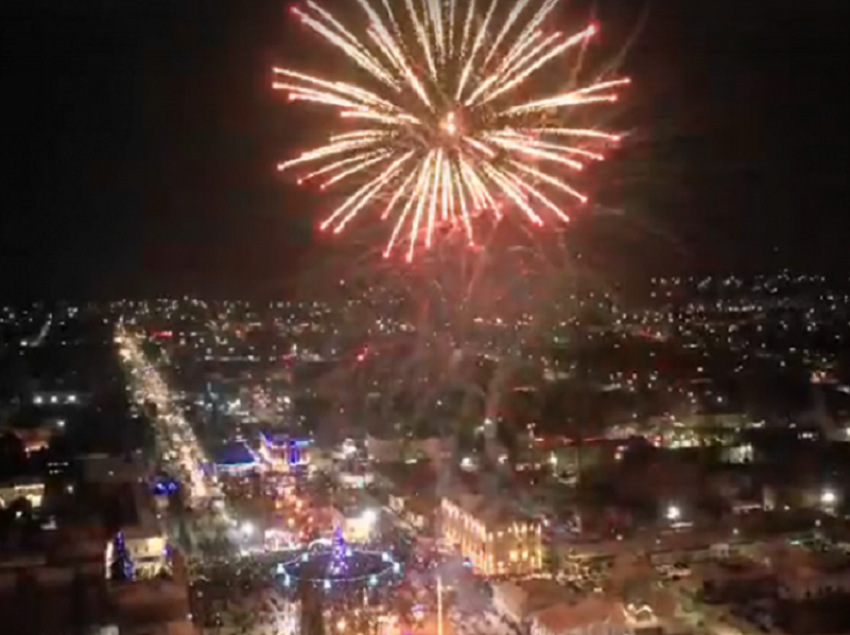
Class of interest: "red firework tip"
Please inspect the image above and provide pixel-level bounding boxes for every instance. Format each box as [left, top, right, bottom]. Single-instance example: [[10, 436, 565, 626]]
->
[[296, 178, 303, 185], [405, 253, 413, 263], [587, 23, 599, 35], [289, 5, 300, 15]]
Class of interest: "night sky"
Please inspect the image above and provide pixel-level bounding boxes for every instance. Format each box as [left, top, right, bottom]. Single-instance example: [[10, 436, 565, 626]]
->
[[2, 0, 848, 298]]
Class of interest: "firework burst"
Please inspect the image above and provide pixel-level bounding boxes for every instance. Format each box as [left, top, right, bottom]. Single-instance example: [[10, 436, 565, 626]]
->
[[274, 0, 629, 260]]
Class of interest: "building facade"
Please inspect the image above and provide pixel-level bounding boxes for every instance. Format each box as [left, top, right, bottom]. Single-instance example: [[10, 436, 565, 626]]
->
[[441, 495, 542, 576], [104, 486, 168, 579]]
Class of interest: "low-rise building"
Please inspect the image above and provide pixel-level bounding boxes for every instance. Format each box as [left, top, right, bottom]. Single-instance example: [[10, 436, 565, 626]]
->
[[493, 579, 573, 623], [530, 597, 628, 635], [774, 548, 850, 600], [380, 462, 438, 533], [0, 475, 45, 509], [81, 453, 148, 485], [400, 496, 436, 533], [330, 506, 379, 544], [108, 578, 190, 630], [441, 493, 542, 576], [366, 434, 445, 463], [104, 485, 168, 579]]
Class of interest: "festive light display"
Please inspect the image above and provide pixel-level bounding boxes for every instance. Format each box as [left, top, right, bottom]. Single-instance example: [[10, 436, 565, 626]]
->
[[275, 541, 402, 590], [110, 531, 136, 581], [328, 526, 347, 576]]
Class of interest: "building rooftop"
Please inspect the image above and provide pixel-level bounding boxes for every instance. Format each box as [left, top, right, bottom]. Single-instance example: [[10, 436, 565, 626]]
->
[[779, 549, 850, 578], [534, 598, 625, 633], [377, 461, 437, 493], [81, 453, 147, 484], [445, 493, 537, 529], [699, 558, 770, 582], [107, 483, 162, 542], [213, 442, 257, 467], [495, 579, 574, 615]]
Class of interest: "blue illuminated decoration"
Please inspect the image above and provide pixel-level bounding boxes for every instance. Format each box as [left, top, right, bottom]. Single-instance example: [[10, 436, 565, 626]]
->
[[110, 531, 135, 581], [288, 440, 301, 466], [153, 478, 178, 496], [329, 526, 347, 576], [273, 540, 402, 591], [214, 442, 259, 473]]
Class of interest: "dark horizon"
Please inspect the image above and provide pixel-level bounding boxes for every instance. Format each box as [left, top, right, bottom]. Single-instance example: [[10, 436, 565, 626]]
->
[[2, 0, 848, 299]]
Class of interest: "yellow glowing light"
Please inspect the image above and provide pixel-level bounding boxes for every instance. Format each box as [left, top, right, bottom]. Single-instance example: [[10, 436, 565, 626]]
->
[[443, 112, 458, 136]]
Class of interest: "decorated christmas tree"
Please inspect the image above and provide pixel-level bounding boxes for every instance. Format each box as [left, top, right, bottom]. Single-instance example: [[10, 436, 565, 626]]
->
[[328, 526, 346, 576], [110, 531, 135, 581]]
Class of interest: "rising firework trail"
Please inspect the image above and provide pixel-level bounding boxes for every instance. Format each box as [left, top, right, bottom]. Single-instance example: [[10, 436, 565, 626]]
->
[[274, 0, 628, 260]]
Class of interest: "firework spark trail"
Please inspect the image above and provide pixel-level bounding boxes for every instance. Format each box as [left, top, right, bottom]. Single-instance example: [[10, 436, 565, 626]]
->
[[276, 0, 628, 259]]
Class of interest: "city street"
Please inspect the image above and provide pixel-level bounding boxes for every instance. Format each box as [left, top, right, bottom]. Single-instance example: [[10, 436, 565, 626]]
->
[[117, 325, 235, 545]]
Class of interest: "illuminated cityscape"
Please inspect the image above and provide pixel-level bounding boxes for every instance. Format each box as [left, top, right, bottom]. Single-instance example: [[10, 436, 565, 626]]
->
[[2, 271, 850, 633], [2, 0, 848, 633]]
